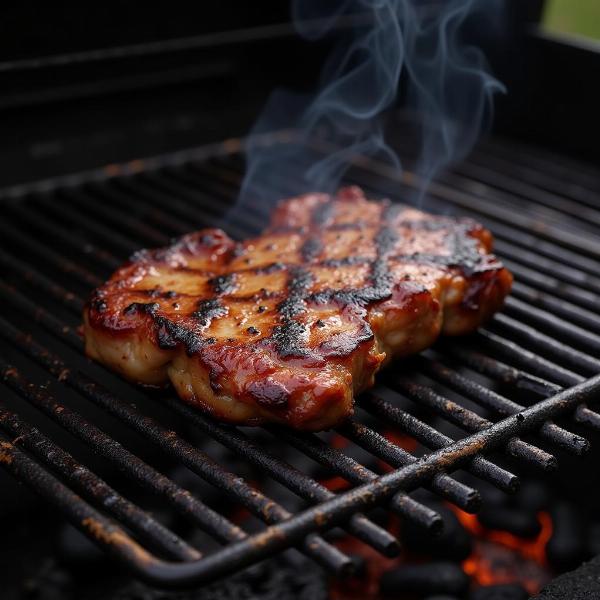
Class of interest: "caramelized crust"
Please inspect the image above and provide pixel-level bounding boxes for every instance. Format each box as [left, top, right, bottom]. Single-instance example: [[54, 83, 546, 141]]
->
[[84, 186, 512, 430]]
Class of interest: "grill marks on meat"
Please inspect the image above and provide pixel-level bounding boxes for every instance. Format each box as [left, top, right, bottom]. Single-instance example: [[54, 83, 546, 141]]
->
[[83, 186, 512, 430]]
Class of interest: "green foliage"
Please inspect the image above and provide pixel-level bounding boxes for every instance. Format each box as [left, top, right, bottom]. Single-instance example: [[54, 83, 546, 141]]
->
[[544, 0, 600, 41]]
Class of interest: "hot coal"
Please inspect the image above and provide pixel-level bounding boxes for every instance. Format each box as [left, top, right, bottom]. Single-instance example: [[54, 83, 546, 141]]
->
[[546, 501, 586, 572], [469, 583, 529, 600], [532, 554, 600, 599], [113, 555, 328, 600], [477, 505, 541, 538], [379, 561, 469, 597]]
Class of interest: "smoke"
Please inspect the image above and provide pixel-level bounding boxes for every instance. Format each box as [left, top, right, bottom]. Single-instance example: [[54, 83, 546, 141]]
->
[[238, 0, 505, 209]]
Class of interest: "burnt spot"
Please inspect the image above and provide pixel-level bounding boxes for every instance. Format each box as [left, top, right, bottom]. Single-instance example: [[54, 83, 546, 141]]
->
[[130, 248, 151, 263], [246, 379, 290, 408], [257, 305, 267, 313], [200, 232, 224, 247], [153, 316, 217, 355], [374, 226, 399, 255], [123, 302, 159, 316], [371, 258, 393, 294], [139, 287, 162, 298], [192, 298, 228, 326], [247, 326, 260, 336], [277, 267, 312, 321], [321, 256, 370, 268], [270, 321, 309, 358], [231, 245, 246, 258], [301, 237, 323, 262], [154, 317, 180, 350], [309, 287, 390, 307], [289, 267, 313, 295], [141, 288, 181, 299], [318, 324, 375, 357], [356, 216, 402, 303], [400, 218, 453, 231], [92, 298, 108, 313], [154, 317, 202, 354], [384, 202, 407, 221], [208, 273, 237, 295], [315, 319, 325, 328], [255, 262, 286, 275], [311, 200, 334, 226], [392, 228, 484, 277]]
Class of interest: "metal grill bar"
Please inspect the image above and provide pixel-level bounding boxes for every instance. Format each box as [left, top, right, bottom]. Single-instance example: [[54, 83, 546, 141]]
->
[[0, 134, 599, 587], [392, 376, 557, 471], [4, 150, 600, 442], [361, 390, 518, 492], [0, 403, 201, 561], [0, 239, 488, 518], [160, 396, 400, 554], [269, 427, 444, 532], [0, 355, 247, 546], [0, 244, 516, 506], [509, 281, 600, 334], [489, 315, 600, 376], [0, 253, 483, 525], [418, 356, 589, 455], [0, 430, 166, 582], [7, 199, 121, 270], [0, 205, 492, 525], [337, 419, 480, 510], [0, 322, 352, 573]]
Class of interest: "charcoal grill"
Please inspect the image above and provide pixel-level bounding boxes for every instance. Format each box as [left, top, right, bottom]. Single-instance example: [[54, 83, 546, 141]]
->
[[1, 127, 599, 588]]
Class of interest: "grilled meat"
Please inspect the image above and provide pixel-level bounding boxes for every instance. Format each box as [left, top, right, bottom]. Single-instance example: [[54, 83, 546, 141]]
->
[[84, 186, 512, 430]]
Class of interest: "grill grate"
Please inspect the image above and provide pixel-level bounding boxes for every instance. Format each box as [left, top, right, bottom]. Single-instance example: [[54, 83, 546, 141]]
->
[[1, 132, 599, 587]]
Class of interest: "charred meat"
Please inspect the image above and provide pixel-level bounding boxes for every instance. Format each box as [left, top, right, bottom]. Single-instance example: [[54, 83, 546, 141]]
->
[[84, 186, 512, 430]]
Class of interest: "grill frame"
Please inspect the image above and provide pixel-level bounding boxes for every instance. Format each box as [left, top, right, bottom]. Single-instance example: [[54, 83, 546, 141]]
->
[[1, 132, 599, 588]]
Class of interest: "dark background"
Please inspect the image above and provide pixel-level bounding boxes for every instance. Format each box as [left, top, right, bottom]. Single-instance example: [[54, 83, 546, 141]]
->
[[0, 1, 597, 188]]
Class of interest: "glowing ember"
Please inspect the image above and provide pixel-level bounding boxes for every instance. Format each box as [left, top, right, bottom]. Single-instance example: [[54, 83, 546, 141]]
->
[[329, 506, 554, 598], [320, 475, 351, 492], [383, 431, 418, 453], [330, 536, 400, 600], [452, 507, 554, 595], [462, 540, 551, 595]]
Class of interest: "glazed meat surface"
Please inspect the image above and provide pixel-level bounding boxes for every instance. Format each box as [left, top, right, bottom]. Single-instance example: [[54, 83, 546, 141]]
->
[[84, 186, 512, 430]]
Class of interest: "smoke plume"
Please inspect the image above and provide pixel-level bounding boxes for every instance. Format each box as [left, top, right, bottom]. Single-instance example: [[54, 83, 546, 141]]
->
[[239, 0, 505, 210]]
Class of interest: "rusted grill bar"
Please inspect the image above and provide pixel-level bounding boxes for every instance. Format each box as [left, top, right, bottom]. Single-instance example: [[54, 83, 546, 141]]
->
[[1, 133, 599, 587]]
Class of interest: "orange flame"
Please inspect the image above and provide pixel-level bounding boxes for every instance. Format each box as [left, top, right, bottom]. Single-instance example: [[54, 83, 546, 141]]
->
[[453, 508, 553, 564], [452, 507, 553, 595]]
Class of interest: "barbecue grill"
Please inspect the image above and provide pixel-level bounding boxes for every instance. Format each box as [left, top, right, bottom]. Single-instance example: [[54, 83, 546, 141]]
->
[[2, 128, 600, 588], [1, 2, 600, 597]]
